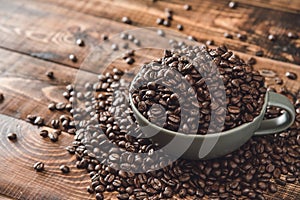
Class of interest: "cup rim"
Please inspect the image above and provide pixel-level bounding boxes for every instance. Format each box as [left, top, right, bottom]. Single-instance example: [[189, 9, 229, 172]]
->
[[129, 90, 269, 139]]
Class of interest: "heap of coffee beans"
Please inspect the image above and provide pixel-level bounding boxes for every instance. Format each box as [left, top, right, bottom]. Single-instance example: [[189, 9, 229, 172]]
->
[[27, 41, 299, 199], [130, 45, 266, 134]]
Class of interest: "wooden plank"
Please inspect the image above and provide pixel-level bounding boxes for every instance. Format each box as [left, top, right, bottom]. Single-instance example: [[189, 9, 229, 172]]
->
[[41, 0, 300, 64], [0, 42, 299, 199], [0, 0, 133, 69]]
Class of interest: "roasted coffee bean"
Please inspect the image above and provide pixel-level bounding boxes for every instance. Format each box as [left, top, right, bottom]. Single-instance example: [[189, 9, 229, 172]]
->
[[48, 103, 56, 111], [285, 71, 297, 80], [69, 54, 77, 62], [268, 34, 276, 41], [7, 133, 17, 140], [228, 1, 237, 8], [224, 32, 233, 39], [46, 71, 54, 79], [39, 130, 48, 138], [183, 4, 191, 10], [255, 50, 264, 57], [34, 116, 44, 126], [111, 44, 119, 51], [49, 132, 59, 142], [157, 29, 165, 36], [269, 183, 277, 193], [177, 24, 184, 31], [156, 18, 164, 25], [33, 162, 44, 172], [102, 34, 108, 41], [122, 16, 131, 24], [287, 32, 298, 39], [0, 93, 4, 102], [56, 102, 66, 110], [76, 39, 84, 46], [125, 57, 135, 65], [163, 20, 170, 27], [237, 33, 247, 41], [95, 193, 104, 200], [60, 165, 70, 173]]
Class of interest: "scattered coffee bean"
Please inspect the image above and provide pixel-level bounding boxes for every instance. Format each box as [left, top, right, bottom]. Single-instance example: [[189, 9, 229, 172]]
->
[[33, 162, 44, 172], [46, 71, 54, 79], [69, 54, 77, 62], [255, 50, 264, 57], [285, 71, 297, 80], [206, 40, 214, 46], [49, 132, 58, 142], [34, 116, 44, 126], [56, 102, 66, 110], [177, 24, 184, 31], [163, 20, 170, 27], [7, 133, 17, 140], [268, 34, 276, 41], [120, 33, 128, 40], [111, 44, 119, 51], [228, 1, 237, 8], [60, 165, 70, 173], [224, 32, 233, 39], [101, 34, 108, 41], [133, 39, 140, 46], [48, 103, 56, 111], [156, 18, 164, 25], [125, 57, 135, 65], [157, 29, 165, 37], [122, 16, 132, 24], [0, 93, 4, 102], [247, 57, 256, 65], [287, 32, 298, 39], [237, 33, 247, 41], [39, 130, 48, 138], [76, 39, 85, 47], [183, 4, 191, 10]]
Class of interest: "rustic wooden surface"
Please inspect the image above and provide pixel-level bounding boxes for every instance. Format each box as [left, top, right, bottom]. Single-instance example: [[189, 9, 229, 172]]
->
[[0, 0, 299, 199]]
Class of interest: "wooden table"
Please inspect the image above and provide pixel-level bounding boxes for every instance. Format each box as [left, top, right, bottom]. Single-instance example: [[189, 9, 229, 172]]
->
[[0, 0, 299, 199]]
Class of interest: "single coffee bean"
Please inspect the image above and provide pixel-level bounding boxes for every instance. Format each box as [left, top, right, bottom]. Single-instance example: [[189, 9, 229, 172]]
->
[[49, 132, 58, 142], [48, 103, 56, 111], [224, 32, 233, 39], [285, 71, 297, 80], [183, 4, 191, 10], [101, 34, 108, 41], [33, 162, 44, 172], [228, 1, 237, 8], [268, 34, 276, 41], [177, 24, 184, 31], [95, 193, 104, 200], [157, 29, 165, 36], [34, 116, 44, 126], [69, 54, 77, 62], [111, 44, 119, 51], [237, 33, 247, 41], [76, 39, 84, 47], [7, 133, 17, 140], [269, 183, 277, 193], [287, 32, 298, 39], [56, 102, 66, 110], [156, 18, 164, 25], [206, 40, 214, 46], [60, 165, 70, 173], [125, 57, 135, 65], [163, 20, 170, 27], [255, 50, 264, 57], [46, 71, 54, 79], [122, 16, 132, 24], [0, 93, 4, 102], [39, 130, 48, 138]]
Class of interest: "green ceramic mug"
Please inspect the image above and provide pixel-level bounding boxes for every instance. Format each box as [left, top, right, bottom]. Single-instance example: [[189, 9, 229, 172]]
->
[[129, 91, 295, 160]]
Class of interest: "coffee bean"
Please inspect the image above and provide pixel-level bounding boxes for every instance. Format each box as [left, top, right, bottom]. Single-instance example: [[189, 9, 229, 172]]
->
[[285, 71, 297, 80], [206, 40, 214, 46], [224, 32, 233, 39], [269, 183, 277, 193], [157, 29, 165, 36], [95, 193, 104, 200], [49, 132, 58, 142], [48, 103, 56, 111], [39, 130, 48, 138], [275, 178, 286, 186], [163, 20, 170, 27], [255, 50, 264, 57], [56, 102, 66, 110], [69, 54, 77, 62], [183, 4, 191, 10], [111, 44, 119, 51], [102, 34, 108, 41], [237, 33, 247, 41], [228, 1, 237, 8], [125, 57, 135, 65], [156, 18, 164, 25], [34, 116, 44, 126], [0, 93, 4, 102], [60, 165, 70, 173], [76, 39, 84, 47], [287, 32, 298, 39], [122, 16, 131, 24], [46, 71, 54, 79], [268, 34, 276, 41], [177, 24, 184, 31], [7, 133, 17, 140], [33, 162, 44, 172]]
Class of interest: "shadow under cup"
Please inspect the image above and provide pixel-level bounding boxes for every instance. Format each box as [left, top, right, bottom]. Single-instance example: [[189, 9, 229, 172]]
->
[[129, 91, 296, 160]]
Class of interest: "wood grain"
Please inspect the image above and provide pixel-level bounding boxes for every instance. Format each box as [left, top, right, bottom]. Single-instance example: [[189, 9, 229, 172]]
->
[[44, 0, 300, 64]]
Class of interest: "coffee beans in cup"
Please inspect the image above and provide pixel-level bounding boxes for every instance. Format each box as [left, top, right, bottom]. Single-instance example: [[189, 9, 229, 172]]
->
[[130, 45, 266, 134]]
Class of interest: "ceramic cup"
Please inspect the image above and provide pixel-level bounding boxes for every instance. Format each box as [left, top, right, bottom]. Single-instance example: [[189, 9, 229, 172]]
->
[[129, 91, 295, 160]]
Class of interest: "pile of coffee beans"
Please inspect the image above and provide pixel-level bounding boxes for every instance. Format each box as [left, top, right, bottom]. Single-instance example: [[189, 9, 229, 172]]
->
[[27, 42, 299, 199], [130, 45, 266, 134]]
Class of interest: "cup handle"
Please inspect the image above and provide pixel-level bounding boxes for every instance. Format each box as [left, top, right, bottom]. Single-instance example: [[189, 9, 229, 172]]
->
[[254, 92, 295, 135]]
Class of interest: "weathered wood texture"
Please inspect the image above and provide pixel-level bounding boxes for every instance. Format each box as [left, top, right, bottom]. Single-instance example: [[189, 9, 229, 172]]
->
[[0, 0, 299, 199]]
